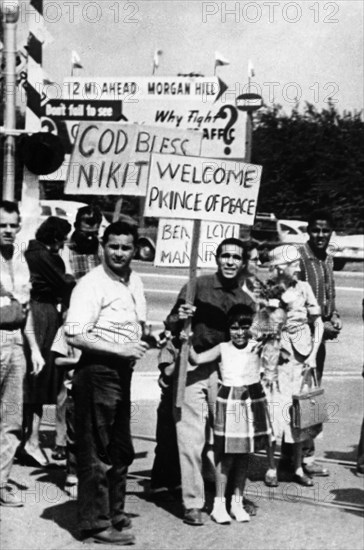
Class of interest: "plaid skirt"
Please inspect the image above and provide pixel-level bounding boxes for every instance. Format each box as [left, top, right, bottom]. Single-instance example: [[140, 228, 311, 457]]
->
[[214, 382, 274, 455]]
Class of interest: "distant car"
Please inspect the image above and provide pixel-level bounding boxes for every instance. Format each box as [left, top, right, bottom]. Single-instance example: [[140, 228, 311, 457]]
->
[[275, 220, 363, 270], [40, 200, 109, 232], [136, 225, 158, 262], [277, 219, 309, 244], [329, 234, 364, 270]]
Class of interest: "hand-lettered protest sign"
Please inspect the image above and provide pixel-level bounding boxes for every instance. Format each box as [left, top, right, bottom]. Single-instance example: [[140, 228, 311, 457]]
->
[[64, 122, 202, 195], [155, 219, 240, 268], [145, 154, 262, 225]]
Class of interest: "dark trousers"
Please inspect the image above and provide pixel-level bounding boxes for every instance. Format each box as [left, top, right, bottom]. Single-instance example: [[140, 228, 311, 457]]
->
[[151, 386, 181, 490], [357, 417, 364, 472], [65, 392, 76, 477], [73, 360, 134, 531], [281, 342, 326, 462]]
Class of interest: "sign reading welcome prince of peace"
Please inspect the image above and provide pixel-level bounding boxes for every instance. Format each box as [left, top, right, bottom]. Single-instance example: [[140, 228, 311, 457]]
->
[[144, 154, 262, 226]]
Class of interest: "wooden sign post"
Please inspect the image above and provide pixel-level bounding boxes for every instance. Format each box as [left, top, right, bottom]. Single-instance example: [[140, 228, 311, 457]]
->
[[112, 197, 123, 222], [175, 219, 201, 407]]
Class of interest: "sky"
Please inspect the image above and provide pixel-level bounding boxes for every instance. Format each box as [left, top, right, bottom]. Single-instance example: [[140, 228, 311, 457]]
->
[[15, 0, 363, 115]]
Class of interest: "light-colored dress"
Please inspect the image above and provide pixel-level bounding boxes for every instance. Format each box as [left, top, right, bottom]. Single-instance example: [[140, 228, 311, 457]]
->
[[267, 280, 321, 444], [214, 341, 274, 454]]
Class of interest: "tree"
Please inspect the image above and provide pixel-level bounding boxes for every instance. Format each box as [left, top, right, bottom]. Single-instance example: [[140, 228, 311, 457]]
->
[[252, 103, 364, 233]]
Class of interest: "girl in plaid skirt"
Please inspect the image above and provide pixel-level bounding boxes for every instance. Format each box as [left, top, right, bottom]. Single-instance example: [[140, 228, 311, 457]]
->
[[189, 304, 274, 524]]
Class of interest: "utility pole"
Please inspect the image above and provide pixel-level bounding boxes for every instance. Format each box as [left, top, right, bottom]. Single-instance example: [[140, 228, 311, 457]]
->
[[1, 0, 20, 200]]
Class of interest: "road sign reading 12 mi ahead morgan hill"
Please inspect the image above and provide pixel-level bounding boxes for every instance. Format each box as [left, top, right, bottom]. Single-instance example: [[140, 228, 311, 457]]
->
[[63, 76, 246, 158]]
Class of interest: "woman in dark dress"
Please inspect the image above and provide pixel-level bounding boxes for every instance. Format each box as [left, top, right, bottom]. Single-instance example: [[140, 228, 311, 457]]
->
[[23, 217, 75, 466]]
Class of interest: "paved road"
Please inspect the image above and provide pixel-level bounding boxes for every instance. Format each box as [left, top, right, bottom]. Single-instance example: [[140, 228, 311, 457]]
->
[[135, 264, 364, 377], [135, 263, 363, 327], [1, 263, 363, 550], [2, 373, 363, 550]]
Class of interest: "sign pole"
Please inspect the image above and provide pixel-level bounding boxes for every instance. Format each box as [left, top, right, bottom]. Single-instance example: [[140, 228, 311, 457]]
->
[[1, 0, 20, 200], [246, 76, 252, 164], [112, 197, 123, 222], [245, 112, 253, 163], [175, 219, 201, 408]]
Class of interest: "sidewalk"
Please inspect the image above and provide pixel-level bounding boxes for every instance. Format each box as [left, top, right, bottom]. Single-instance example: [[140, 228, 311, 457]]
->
[[1, 374, 364, 550]]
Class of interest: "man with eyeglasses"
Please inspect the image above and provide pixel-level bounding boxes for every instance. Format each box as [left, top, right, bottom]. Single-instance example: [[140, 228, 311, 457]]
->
[[165, 238, 255, 525], [0, 201, 44, 507]]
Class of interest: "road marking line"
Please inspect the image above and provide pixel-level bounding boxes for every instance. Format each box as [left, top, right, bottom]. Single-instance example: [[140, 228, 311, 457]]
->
[[145, 288, 177, 294], [141, 273, 187, 280], [336, 286, 363, 292], [144, 285, 362, 293], [133, 371, 362, 379]]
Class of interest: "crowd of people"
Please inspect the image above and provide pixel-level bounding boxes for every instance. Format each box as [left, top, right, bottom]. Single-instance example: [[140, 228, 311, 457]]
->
[[0, 200, 362, 546]]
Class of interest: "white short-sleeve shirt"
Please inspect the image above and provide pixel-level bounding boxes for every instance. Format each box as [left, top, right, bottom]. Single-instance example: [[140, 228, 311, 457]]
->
[[65, 263, 146, 344]]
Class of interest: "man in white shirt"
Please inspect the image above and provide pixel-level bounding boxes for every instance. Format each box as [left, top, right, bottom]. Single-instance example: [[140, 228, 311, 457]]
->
[[65, 221, 148, 546], [0, 201, 44, 507]]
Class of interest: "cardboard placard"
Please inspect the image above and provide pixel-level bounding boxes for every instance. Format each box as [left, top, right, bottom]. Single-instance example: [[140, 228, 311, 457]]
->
[[145, 154, 262, 225], [65, 122, 202, 195], [155, 218, 239, 267]]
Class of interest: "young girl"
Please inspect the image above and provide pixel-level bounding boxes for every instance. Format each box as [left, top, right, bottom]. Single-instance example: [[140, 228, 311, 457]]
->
[[263, 244, 324, 487], [189, 304, 275, 524]]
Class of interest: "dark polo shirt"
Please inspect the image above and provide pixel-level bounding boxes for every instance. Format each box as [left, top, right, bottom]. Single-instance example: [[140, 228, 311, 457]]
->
[[166, 273, 256, 353]]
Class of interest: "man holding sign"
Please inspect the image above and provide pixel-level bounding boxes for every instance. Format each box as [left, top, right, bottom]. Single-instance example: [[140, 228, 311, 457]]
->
[[166, 238, 256, 526]]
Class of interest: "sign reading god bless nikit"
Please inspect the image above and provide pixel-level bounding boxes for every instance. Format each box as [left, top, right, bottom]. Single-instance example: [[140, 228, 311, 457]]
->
[[65, 122, 202, 196], [145, 154, 262, 225]]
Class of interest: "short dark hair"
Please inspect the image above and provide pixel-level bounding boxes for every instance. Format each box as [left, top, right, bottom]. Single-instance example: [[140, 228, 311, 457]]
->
[[35, 216, 71, 245], [102, 221, 138, 246], [0, 200, 20, 219], [216, 237, 249, 264], [307, 209, 335, 230], [75, 205, 102, 228], [227, 304, 254, 327]]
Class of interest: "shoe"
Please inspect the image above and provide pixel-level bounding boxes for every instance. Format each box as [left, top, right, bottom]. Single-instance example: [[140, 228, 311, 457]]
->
[[0, 485, 23, 507], [210, 497, 231, 524], [113, 514, 132, 531], [356, 465, 364, 476], [264, 469, 278, 487], [65, 474, 78, 486], [183, 508, 204, 526], [51, 445, 66, 461], [22, 444, 48, 467], [303, 462, 329, 477], [210, 510, 231, 524], [83, 526, 135, 545], [64, 475, 78, 498], [293, 473, 314, 487], [230, 503, 250, 523]]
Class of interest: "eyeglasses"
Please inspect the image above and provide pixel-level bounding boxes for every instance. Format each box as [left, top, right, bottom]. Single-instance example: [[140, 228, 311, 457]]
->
[[0, 223, 19, 229]]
